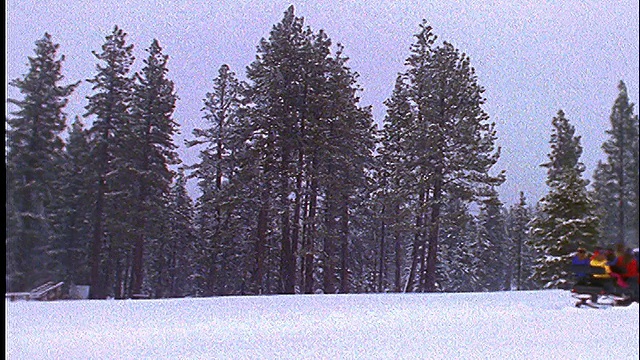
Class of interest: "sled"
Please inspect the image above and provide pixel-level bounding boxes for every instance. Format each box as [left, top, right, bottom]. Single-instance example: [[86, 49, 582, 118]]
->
[[570, 265, 633, 308]]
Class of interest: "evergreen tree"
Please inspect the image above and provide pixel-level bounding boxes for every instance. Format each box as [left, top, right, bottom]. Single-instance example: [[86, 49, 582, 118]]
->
[[591, 81, 639, 247], [377, 76, 414, 292], [129, 39, 180, 296], [437, 197, 477, 292], [187, 64, 248, 295], [244, 6, 316, 294], [51, 117, 93, 286], [591, 160, 619, 246], [6, 33, 78, 291], [381, 21, 504, 292], [212, 5, 377, 294], [475, 189, 509, 291], [530, 110, 598, 289], [506, 192, 534, 290], [84, 25, 135, 298], [147, 170, 196, 297], [315, 46, 376, 294]]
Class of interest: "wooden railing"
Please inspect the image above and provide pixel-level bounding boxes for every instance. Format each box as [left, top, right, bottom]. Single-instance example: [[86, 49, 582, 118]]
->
[[6, 281, 65, 301]]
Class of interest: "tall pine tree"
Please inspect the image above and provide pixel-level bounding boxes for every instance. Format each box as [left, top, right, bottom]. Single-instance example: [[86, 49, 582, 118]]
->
[[6, 33, 78, 291], [381, 21, 504, 292], [128, 39, 180, 296], [188, 64, 248, 296], [591, 81, 639, 247], [193, 6, 377, 295], [52, 117, 94, 286], [530, 110, 598, 289], [84, 26, 135, 298]]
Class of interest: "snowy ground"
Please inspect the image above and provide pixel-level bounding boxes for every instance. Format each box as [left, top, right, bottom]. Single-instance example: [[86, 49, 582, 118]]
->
[[6, 290, 639, 359]]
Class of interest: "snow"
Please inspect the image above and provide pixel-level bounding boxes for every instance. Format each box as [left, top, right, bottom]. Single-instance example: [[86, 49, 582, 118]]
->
[[6, 290, 639, 359]]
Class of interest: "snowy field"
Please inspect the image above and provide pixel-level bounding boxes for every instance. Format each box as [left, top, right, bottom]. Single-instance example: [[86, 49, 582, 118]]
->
[[6, 290, 639, 359]]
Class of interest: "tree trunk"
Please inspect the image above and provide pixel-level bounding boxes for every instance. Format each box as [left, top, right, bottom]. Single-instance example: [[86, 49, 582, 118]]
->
[[255, 187, 269, 294], [378, 215, 386, 292], [339, 198, 350, 293], [131, 233, 145, 296], [516, 233, 522, 291], [394, 230, 403, 293], [323, 193, 338, 294], [90, 174, 105, 299], [424, 178, 442, 292], [281, 205, 294, 293], [303, 173, 318, 294], [131, 148, 150, 296], [404, 189, 426, 292], [617, 130, 625, 245], [290, 150, 304, 292]]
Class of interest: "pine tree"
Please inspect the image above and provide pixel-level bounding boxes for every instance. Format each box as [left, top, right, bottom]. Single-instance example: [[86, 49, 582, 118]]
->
[[147, 170, 196, 297], [530, 110, 598, 289], [591, 81, 639, 247], [506, 192, 533, 290], [591, 160, 618, 246], [216, 5, 377, 294], [475, 189, 509, 291], [84, 25, 135, 298], [437, 197, 477, 292], [244, 6, 316, 294], [187, 64, 248, 295], [51, 117, 93, 285], [381, 21, 504, 292], [6, 33, 78, 291], [128, 39, 180, 296], [377, 76, 414, 292]]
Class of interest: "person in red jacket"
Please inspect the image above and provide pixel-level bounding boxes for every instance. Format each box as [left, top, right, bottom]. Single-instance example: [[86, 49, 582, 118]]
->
[[611, 248, 639, 302]]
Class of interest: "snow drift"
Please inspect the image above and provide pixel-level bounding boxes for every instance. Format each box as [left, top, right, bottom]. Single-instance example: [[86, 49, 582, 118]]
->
[[6, 290, 639, 359]]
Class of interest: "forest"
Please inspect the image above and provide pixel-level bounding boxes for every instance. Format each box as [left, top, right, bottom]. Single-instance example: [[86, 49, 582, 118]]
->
[[6, 6, 639, 299]]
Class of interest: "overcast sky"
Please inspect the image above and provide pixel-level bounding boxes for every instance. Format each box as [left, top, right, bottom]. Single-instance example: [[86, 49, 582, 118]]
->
[[6, 0, 639, 205]]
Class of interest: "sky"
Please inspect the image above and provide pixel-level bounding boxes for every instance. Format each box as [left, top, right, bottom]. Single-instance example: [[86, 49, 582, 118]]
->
[[6, 290, 640, 358], [5, 0, 639, 206]]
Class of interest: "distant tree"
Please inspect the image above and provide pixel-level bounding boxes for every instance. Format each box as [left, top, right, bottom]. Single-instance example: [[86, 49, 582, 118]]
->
[[347, 191, 380, 293], [6, 33, 78, 291], [84, 25, 135, 298], [380, 21, 504, 292], [506, 192, 534, 290], [168, 171, 198, 296], [475, 188, 509, 291], [530, 110, 598, 289], [591, 81, 639, 247]]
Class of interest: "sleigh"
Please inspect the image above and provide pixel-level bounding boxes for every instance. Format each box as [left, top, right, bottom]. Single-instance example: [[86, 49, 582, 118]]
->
[[570, 265, 632, 308]]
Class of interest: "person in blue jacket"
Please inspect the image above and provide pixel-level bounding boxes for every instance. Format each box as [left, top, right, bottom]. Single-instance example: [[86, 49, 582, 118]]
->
[[572, 247, 591, 284]]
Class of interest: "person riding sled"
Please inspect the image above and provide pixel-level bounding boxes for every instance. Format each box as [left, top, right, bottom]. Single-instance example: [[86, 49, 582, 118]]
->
[[610, 247, 639, 302], [571, 247, 591, 285], [589, 249, 617, 295]]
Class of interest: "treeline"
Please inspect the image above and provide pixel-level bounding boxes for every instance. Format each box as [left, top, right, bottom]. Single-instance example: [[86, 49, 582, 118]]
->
[[6, 6, 639, 298]]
